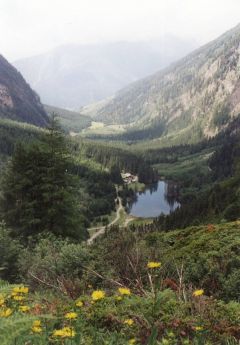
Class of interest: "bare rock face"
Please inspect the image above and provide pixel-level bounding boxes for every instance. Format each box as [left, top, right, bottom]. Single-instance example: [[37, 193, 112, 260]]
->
[[0, 54, 48, 127], [0, 84, 14, 108]]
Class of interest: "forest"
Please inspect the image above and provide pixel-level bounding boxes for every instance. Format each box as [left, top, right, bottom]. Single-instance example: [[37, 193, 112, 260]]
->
[[0, 113, 239, 344]]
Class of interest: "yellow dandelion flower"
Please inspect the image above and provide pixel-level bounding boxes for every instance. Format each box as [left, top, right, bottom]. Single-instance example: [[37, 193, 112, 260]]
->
[[91, 290, 105, 301], [124, 319, 134, 326], [0, 297, 5, 307], [65, 312, 78, 320], [118, 287, 131, 296], [12, 286, 29, 294], [32, 322, 42, 333], [13, 295, 25, 301], [147, 262, 161, 269], [33, 320, 41, 327], [75, 300, 83, 307], [129, 339, 136, 344], [0, 308, 12, 317], [195, 326, 203, 331], [19, 305, 30, 312], [115, 296, 123, 301], [193, 289, 204, 297], [52, 327, 76, 338]]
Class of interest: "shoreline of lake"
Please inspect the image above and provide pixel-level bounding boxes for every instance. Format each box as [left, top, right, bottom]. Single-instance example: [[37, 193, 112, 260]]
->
[[127, 180, 180, 218]]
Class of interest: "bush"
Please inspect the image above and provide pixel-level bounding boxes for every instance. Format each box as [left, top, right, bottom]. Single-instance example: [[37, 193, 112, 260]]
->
[[18, 235, 92, 295], [224, 203, 240, 221]]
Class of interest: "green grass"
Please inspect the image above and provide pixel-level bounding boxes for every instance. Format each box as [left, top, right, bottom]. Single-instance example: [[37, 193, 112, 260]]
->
[[127, 182, 145, 192], [153, 149, 214, 180]]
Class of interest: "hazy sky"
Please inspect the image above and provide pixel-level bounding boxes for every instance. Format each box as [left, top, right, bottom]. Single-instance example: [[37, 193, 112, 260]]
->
[[1, 0, 240, 61]]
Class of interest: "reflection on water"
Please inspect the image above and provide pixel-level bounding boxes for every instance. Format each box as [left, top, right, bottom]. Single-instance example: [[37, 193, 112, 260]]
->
[[127, 180, 180, 218]]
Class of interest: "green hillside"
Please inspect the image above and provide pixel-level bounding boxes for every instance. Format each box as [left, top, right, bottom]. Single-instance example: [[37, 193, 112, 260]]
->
[[83, 23, 240, 145], [44, 104, 91, 133]]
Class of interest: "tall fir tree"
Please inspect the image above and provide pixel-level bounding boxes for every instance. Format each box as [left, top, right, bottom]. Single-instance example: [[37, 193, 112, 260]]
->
[[0, 114, 88, 241]]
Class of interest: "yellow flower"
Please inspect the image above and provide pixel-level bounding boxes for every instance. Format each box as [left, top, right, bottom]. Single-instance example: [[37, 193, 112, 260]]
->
[[75, 300, 83, 307], [91, 290, 105, 301], [195, 326, 203, 331], [118, 287, 131, 296], [124, 318, 134, 326], [65, 312, 78, 320], [129, 339, 136, 344], [12, 286, 29, 294], [115, 296, 123, 301], [32, 321, 42, 334], [53, 327, 76, 338], [0, 308, 12, 317], [33, 320, 41, 327], [193, 289, 204, 297], [13, 295, 25, 301], [147, 262, 161, 269], [0, 297, 5, 306], [19, 305, 30, 312]]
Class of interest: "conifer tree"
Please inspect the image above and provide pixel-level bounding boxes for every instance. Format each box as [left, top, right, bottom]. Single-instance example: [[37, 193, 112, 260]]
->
[[0, 114, 88, 241]]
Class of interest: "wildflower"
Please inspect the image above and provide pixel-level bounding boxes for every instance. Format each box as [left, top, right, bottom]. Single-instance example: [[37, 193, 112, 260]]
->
[[75, 300, 83, 307], [65, 312, 78, 320], [0, 296, 5, 307], [13, 295, 24, 302], [129, 339, 136, 344], [12, 286, 29, 294], [52, 326, 76, 338], [195, 326, 203, 331], [32, 320, 42, 333], [19, 305, 30, 312], [118, 287, 131, 296], [124, 318, 134, 326], [0, 308, 12, 317], [193, 289, 204, 297], [147, 261, 161, 269], [91, 290, 105, 301], [115, 296, 123, 301], [33, 320, 41, 327]]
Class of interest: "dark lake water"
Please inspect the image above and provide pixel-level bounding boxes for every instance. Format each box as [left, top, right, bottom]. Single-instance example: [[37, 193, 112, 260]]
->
[[128, 180, 180, 218]]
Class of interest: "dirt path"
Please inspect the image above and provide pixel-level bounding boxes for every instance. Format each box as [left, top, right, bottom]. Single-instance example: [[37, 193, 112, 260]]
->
[[87, 197, 123, 244]]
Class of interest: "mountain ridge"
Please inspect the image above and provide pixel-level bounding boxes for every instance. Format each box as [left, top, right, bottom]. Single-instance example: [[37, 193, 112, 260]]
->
[[0, 54, 48, 127], [83, 23, 240, 144], [13, 37, 197, 109]]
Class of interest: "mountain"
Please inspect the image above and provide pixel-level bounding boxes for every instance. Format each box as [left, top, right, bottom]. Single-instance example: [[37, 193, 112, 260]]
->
[[83, 24, 240, 144], [13, 37, 197, 109], [0, 55, 48, 127]]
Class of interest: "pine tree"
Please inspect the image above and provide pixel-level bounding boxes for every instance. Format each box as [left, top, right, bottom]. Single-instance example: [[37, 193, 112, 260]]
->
[[0, 114, 88, 241]]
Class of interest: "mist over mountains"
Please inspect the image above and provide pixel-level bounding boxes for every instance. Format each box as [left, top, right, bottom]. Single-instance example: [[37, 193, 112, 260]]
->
[[13, 36, 197, 109]]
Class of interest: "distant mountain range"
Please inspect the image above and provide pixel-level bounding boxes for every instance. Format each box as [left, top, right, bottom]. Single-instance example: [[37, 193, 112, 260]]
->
[[0, 55, 48, 127], [83, 24, 240, 144], [13, 37, 197, 109]]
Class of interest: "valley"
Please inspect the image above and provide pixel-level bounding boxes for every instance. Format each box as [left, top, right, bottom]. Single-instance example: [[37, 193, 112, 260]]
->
[[0, 18, 239, 345]]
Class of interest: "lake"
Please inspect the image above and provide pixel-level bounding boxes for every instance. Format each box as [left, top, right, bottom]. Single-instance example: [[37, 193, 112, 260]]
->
[[128, 180, 180, 218]]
